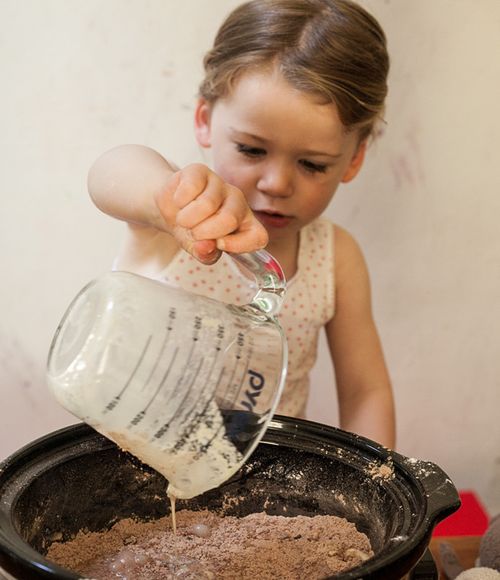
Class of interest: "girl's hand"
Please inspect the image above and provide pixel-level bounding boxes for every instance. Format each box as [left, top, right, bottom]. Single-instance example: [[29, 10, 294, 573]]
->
[[88, 146, 267, 265], [156, 163, 268, 264]]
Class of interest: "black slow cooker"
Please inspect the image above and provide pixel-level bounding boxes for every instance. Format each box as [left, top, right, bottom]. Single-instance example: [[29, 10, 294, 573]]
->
[[0, 417, 459, 579]]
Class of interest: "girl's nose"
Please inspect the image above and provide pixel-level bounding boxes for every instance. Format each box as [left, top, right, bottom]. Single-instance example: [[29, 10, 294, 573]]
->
[[256, 161, 294, 197]]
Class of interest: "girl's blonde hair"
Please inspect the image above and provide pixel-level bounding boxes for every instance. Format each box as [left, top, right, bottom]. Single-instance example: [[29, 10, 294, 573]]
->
[[199, 0, 389, 140]]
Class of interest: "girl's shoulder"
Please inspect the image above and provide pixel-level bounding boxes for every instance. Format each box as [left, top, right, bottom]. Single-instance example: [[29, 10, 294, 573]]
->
[[330, 223, 370, 291], [332, 223, 362, 255], [304, 218, 367, 284]]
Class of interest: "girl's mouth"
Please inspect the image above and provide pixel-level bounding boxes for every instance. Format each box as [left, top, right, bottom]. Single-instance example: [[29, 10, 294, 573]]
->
[[253, 210, 292, 229]]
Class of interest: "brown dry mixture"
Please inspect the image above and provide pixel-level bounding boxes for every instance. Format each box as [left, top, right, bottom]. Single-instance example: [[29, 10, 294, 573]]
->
[[47, 509, 372, 579]]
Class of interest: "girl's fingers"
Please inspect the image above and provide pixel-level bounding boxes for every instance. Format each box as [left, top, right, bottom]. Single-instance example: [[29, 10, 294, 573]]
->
[[159, 167, 220, 230], [216, 215, 269, 253], [175, 167, 231, 229], [171, 164, 211, 208], [188, 187, 246, 240], [192, 240, 221, 264], [162, 163, 268, 259], [176, 182, 224, 229], [173, 228, 221, 265]]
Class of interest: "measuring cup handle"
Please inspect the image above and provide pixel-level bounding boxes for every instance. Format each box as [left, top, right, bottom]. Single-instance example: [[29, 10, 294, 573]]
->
[[229, 250, 286, 316]]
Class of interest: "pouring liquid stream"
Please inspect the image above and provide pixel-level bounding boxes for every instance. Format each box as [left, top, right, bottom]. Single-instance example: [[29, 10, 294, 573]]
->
[[170, 494, 177, 535]]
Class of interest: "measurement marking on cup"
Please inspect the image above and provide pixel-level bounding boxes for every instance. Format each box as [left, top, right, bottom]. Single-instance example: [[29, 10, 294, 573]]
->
[[225, 355, 240, 398], [104, 335, 153, 413], [164, 325, 225, 440], [140, 309, 176, 393], [172, 356, 214, 451], [235, 347, 252, 400], [190, 367, 226, 459], [152, 322, 224, 443], [218, 331, 245, 406], [171, 349, 225, 451], [224, 348, 251, 408], [198, 365, 226, 423], [176, 345, 221, 425], [194, 340, 263, 460], [153, 355, 205, 440], [195, 353, 253, 460], [129, 346, 180, 428]]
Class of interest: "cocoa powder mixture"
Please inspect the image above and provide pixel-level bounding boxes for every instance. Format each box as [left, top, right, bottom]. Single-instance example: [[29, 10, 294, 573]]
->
[[47, 510, 372, 579]]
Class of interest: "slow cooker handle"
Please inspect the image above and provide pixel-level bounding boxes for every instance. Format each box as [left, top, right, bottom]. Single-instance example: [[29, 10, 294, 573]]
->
[[404, 459, 461, 525]]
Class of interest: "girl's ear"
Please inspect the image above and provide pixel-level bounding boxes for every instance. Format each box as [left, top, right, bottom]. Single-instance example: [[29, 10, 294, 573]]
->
[[194, 98, 212, 148], [341, 140, 367, 183]]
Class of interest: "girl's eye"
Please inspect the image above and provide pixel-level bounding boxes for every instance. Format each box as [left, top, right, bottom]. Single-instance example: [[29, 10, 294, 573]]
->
[[300, 159, 328, 174], [236, 143, 266, 158]]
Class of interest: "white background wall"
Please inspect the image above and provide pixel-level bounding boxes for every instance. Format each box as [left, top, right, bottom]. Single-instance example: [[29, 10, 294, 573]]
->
[[1, 1, 499, 513]]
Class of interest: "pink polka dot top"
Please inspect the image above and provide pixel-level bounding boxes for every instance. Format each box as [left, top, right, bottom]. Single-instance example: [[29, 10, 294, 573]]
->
[[157, 218, 335, 418]]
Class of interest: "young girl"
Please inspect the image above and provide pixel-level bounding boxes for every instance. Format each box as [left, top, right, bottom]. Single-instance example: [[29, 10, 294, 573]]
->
[[88, 0, 396, 448]]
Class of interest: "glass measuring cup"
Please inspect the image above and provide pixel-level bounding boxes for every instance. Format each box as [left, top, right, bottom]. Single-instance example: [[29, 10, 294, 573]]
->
[[47, 250, 287, 499]]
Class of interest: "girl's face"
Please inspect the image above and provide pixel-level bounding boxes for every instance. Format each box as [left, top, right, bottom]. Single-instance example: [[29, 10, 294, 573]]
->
[[195, 67, 366, 251]]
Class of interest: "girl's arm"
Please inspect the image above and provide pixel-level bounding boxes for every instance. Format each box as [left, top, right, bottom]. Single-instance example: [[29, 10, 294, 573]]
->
[[325, 225, 396, 449], [88, 144, 177, 231], [87, 144, 268, 265]]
